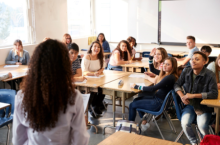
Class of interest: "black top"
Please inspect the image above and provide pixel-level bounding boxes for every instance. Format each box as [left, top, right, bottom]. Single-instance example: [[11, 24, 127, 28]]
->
[[135, 75, 176, 100], [149, 55, 160, 75]]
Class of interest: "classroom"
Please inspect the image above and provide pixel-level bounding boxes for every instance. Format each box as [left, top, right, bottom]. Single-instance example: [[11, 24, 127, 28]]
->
[[0, 0, 220, 145]]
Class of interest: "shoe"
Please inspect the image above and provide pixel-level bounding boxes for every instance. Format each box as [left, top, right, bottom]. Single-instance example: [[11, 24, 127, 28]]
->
[[141, 123, 150, 132]]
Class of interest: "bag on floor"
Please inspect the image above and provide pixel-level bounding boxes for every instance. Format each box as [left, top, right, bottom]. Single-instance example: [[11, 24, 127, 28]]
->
[[115, 120, 138, 134], [200, 135, 220, 145]]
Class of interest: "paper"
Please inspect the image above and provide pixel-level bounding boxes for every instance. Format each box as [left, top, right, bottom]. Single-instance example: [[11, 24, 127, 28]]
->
[[130, 83, 145, 87], [129, 74, 145, 78], [85, 75, 104, 78], [82, 94, 90, 113], [4, 65, 19, 68], [75, 79, 87, 84]]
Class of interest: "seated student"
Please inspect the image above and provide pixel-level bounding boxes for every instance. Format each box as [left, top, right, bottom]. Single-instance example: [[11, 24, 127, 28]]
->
[[174, 51, 218, 145], [68, 43, 86, 82], [0, 73, 12, 81], [127, 36, 142, 61], [12, 40, 89, 145], [129, 57, 178, 131], [5, 39, 30, 65], [176, 36, 199, 66], [145, 47, 168, 77], [96, 33, 111, 52], [201, 45, 215, 67], [62, 33, 72, 46], [81, 41, 105, 117], [107, 40, 132, 71]]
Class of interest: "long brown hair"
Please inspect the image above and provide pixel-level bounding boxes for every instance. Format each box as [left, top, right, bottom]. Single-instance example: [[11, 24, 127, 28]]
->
[[21, 40, 76, 132], [62, 33, 72, 45], [153, 47, 168, 69], [111, 40, 132, 61], [127, 36, 137, 47], [87, 41, 104, 69], [13, 39, 23, 50], [156, 57, 178, 84], [215, 54, 220, 83]]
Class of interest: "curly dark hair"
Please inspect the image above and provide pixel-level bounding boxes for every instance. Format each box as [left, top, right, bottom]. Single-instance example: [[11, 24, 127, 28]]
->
[[21, 39, 76, 132], [127, 36, 137, 47], [87, 41, 104, 69], [112, 40, 132, 61]]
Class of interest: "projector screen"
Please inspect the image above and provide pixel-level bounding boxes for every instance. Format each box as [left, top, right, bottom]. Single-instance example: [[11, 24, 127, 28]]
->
[[161, 0, 220, 44]]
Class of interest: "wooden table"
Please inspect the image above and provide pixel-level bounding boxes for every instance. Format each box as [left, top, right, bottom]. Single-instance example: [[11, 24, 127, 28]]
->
[[0, 65, 28, 82], [0, 102, 10, 110], [201, 90, 220, 134], [120, 58, 149, 73], [98, 131, 182, 145], [100, 73, 153, 134], [136, 49, 186, 56]]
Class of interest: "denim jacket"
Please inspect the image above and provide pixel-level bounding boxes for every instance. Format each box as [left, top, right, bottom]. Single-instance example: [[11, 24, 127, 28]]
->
[[174, 66, 218, 113], [5, 49, 30, 65]]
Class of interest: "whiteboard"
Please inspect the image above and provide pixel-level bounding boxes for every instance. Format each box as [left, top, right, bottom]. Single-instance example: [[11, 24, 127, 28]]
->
[[94, 0, 158, 43]]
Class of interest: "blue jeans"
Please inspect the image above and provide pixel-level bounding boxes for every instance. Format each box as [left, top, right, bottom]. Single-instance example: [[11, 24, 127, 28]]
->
[[107, 63, 122, 71], [129, 92, 162, 121], [181, 105, 212, 144]]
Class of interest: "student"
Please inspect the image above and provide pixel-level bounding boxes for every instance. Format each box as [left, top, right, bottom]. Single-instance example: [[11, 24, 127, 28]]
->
[[129, 57, 178, 131], [12, 40, 89, 145], [174, 51, 218, 145], [5, 39, 30, 65], [207, 54, 220, 89], [96, 33, 111, 52], [62, 33, 72, 46], [81, 41, 105, 117], [0, 73, 12, 81], [201, 45, 215, 67], [176, 36, 199, 66], [145, 47, 168, 77], [107, 40, 132, 71], [127, 36, 142, 61], [68, 43, 86, 82]]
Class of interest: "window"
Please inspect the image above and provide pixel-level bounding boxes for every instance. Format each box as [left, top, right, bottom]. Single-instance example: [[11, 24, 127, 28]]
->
[[67, 0, 91, 38], [0, 0, 31, 47]]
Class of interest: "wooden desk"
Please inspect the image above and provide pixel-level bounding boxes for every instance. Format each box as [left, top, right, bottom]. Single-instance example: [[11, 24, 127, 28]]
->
[[100, 73, 153, 131], [120, 58, 149, 73], [0, 65, 28, 82], [98, 131, 182, 145], [201, 90, 220, 134], [0, 102, 10, 110]]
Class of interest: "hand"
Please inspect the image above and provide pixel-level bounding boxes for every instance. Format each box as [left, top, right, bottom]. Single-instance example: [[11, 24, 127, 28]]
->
[[80, 54, 84, 58], [78, 76, 86, 82], [150, 48, 156, 56], [184, 93, 194, 99], [130, 83, 136, 89], [8, 73, 12, 78], [127, 60, 132, 64], [16, 62, 22, 65], [94, 72, 100, 77], [181, 95, 190, 105], [144, 75, 149, 80], [144, 72, 155, 77], [217, 83, 220, 89]]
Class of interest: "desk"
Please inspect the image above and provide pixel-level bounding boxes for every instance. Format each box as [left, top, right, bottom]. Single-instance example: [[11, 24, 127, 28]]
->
[[79, 51, 111, 58], [120, 58, 149, 73], [201, 90, 220, 134], [0, 102, 10, 110], [136, 49, 186, 57], [98, 131, 182, 145], [100, 73, 153, 134], [0, 65, 28, 82]]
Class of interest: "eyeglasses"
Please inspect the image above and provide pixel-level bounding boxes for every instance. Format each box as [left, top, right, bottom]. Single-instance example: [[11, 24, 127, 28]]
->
[[66, 38, 71, 40]]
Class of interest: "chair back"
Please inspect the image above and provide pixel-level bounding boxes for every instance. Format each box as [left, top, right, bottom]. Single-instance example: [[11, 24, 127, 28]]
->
[[171, 90, 185, 121], [168, 53, 172, 57], [0, 89, 16, 118], [142, 52, 150, 58]]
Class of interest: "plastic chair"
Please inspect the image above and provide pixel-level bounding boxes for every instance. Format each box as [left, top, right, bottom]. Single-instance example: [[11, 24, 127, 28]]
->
[[168, 53, 172, 57], [142, 52, 150, 58], [136, 90, 176, 139], [0, 89, 16, 145], [171, 90, 214, 142], [81, 49, 88, 51]]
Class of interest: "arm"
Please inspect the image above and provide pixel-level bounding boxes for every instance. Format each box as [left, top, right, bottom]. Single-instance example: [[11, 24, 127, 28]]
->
[[149, 55, 160, 75], [70, 92, 90, 145], [0, 73, 9, 81], [74, 68, 82, 77], [74, 76, 86, 82], [145, 75, 157, 84], [114, 52, 130, 65], [5, 50, 17, 65], [180, 57, 190, 66], [127, 50, 131, 60]]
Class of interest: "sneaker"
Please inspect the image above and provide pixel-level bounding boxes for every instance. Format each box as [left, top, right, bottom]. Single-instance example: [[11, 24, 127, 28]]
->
[[141, 123, 150, 132]]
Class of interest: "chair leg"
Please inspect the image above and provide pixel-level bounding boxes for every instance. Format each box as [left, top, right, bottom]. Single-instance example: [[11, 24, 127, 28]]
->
[[195, 125, 202, 142], [174, 129, 184, 142], [152, 116, 165, 140], [6, 124, 10, 145], [163, 111, 177, 134], [209, 125, 214, 135], [90, 105, 97, 118]]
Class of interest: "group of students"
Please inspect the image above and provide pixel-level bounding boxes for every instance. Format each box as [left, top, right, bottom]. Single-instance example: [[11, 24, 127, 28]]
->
[[0, 33, 219, 145]]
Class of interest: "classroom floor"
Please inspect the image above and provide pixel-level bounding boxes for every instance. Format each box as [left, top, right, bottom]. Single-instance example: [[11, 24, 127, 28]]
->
[[0, 97, 195, 145]]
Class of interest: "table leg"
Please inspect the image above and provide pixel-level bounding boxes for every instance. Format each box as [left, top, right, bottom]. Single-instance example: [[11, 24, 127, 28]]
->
[[214, 107, 220, 134], [124, 67, 127, 72], [122, 92, 125, 120], [112, 91, 116, 127]]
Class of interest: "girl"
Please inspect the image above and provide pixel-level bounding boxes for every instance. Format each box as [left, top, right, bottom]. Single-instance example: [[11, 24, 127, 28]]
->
[[12, 40, 89, 145], [129, 57, 178, 132], [145, 47, 168, 77], [68, 43, 86, 82], [127, 36, 142, 61], [5, 39, 30, 65], [62, 33, 72, 46], [108, 40, 132, 71], [96, 33, 111, 52], [81, 41, 105, 117]]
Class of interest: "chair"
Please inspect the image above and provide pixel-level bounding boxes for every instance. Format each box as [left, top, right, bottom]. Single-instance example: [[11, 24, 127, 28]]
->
[[168, 53, 172, 57], [142, 52, 150, 58], [81, 49, 88, 51], [136, 90, 176, 139], [171, 90, 214, 142], [0, 89, 16, 145]]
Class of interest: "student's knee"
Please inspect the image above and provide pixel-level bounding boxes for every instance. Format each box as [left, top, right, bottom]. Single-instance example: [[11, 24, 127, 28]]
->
[[197, 119, 210, 135], [181, 118, 192, 129]]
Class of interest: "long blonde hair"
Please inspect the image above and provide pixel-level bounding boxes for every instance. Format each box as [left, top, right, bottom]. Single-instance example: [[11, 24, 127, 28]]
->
[[155, 57, 178, 84], [215, 54, 220, 83], [153, 47, 168, 69], [13, 39, 23, 51]]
